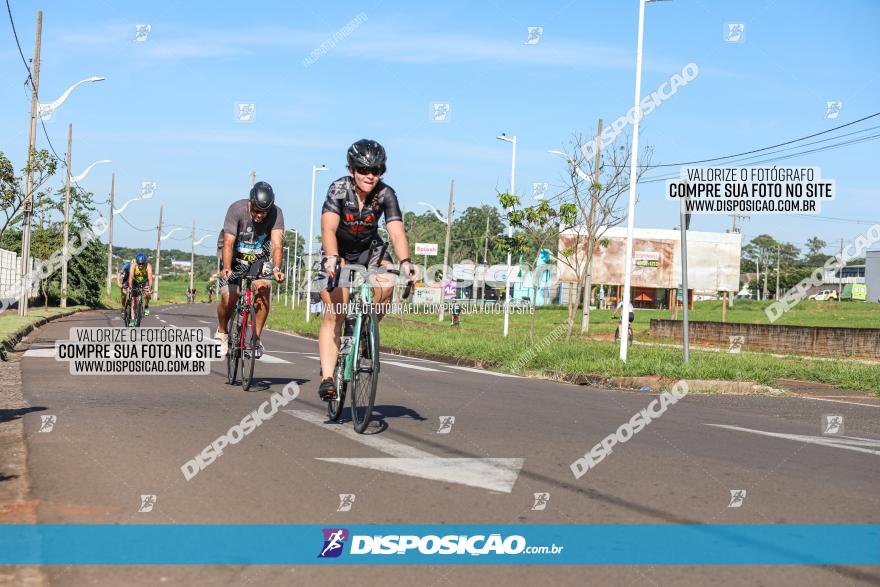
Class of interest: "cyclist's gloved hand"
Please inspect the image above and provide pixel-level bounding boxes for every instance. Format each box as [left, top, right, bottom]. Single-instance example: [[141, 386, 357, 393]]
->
[[323, 255, 341, 277]]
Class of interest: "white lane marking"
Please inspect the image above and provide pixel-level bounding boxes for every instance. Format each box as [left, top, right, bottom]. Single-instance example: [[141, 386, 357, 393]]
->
[[198, 320, 212, 324], [793, 396, 880, 408], [259, 353, 291, 364], [706, 424, 880, 456], [383, 360, 444, 372], [285, 409, 523, 493], [24, 348, 56, 358], [447, 365, 520, 378], [304, 356, 321, 361]]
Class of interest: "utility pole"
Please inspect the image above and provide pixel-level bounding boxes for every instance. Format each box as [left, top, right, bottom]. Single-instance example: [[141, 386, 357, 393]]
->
[[105, 173, 115, 296], [438, 179, 455, 322], [775, 243, 781, 300], [189, 219, 195, 294], [153, 205, 163, 301], [838, 238, 843, 295], [581, 118, 603, 333], [762, 253, 769, 300], [61, 124, 72, 308], [755, 254, 761, 301], [284, 246, 290, 306], [19, 11, 43, 316]]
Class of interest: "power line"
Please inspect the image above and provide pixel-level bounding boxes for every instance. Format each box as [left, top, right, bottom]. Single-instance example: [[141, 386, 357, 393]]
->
[[648, 111, 880, 168]]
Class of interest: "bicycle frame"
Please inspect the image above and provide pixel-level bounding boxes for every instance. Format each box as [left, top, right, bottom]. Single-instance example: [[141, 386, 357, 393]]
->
[[341, 280, 373, 383]]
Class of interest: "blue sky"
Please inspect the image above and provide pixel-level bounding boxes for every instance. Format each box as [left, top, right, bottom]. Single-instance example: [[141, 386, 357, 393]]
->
[[1, 0, 878, 256]]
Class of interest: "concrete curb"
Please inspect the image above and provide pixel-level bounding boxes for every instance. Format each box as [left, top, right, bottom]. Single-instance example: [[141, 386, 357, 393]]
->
[[1, 307, 88, 360]]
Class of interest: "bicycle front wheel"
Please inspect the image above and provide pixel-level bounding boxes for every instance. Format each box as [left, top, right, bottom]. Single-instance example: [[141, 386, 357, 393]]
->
[[135, 297, 144, 327], [241, 305, 257, 391], [350, 312, 379, 433], [226, 316, 240, 385]]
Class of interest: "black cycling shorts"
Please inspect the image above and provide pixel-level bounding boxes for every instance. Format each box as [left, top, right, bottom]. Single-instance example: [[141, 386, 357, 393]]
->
[[314, 238, 396, 291]]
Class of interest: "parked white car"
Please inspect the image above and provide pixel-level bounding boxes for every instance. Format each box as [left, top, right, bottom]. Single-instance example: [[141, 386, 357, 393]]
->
[[808, 289, 839, 301]]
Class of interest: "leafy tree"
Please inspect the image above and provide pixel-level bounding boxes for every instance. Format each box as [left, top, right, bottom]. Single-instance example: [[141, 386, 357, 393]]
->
[[496, 192, 576, 341]]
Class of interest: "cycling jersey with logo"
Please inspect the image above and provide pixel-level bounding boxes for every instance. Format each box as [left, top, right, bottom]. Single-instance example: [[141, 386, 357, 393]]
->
[[321, 176, 402, 251], [222, 199, 284, 269]]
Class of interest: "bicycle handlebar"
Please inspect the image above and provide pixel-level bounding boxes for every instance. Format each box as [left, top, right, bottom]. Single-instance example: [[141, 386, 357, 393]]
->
[[324, 242, 415, 298]]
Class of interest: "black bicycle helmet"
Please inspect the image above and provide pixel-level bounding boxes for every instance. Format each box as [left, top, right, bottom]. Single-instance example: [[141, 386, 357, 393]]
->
[[346, 139, 387, 175], [249, 181, 275, 212]]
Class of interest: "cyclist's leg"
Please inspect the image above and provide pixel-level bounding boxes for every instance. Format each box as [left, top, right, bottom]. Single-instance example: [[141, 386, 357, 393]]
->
[[318, 284, 347, 381], [366, 246, 396, 321], [251, 279, 273, 338], [216, 279, 240, 336], [370, 259, 397, 320]]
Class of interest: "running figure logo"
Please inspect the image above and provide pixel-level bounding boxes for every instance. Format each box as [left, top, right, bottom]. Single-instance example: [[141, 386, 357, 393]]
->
[[318, 528, 349, 558], [38, 415, 57, 433], [524, 27, 544, 45], [824, 101, 843, 120], [822, 414, 844, 436], [531, 492, 550, 511], [134, 24, 151, 42], [727, 490, 746, 508], [724, 22, 745, 43], [138, 494, 157, 513], [431, 103, 451, 123], [728, 335, 745, 354], [337, 494, 356, 512], [436, 416, 455, 434]]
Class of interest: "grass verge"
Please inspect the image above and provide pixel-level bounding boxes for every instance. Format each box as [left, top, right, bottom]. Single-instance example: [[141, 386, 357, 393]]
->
[[265, 302, 880, 395]]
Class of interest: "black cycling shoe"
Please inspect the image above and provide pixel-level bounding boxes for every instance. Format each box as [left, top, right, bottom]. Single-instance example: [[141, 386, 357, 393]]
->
[[318, 377, 337, 401]]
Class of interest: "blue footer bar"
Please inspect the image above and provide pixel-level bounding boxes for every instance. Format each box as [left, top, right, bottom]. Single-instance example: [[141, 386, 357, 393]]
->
[[0, 524, 878, 565]]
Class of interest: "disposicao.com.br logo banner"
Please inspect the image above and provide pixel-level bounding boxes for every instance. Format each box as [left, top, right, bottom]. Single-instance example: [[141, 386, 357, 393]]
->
[[0, 525, 878, 565]]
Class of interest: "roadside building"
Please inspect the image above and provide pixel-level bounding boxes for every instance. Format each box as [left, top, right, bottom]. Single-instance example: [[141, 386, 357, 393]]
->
[[170, 259, 192, 271], [866, 249, 880, 302], [556, 226, 741, 309]]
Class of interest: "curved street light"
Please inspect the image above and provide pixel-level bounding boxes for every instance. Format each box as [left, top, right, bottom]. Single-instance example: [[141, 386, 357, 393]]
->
[[160, 227, 183, 241], [38, 76, 105, 120], [113, 191, 154, 216], [417, 201, 450, 225], [70, 159, 112, 183]]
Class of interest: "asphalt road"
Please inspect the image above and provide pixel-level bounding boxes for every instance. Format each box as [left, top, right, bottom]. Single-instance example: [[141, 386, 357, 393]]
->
[[8, 305, 880, 586]]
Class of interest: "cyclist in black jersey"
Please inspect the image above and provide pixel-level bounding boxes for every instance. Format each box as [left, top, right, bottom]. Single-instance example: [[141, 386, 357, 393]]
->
[[316, 139, 415, 400]]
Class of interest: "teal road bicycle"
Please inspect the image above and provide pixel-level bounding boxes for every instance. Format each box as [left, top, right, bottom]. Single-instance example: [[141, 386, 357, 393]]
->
[[324, 244, 412, 433]]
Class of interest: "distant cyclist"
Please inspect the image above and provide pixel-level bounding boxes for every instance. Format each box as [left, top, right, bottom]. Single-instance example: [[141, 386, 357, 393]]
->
[[127, 252, 153, 324], [215, 181, 285, 358], [116, 260, 131, 312], [315, 139, 414, 401]]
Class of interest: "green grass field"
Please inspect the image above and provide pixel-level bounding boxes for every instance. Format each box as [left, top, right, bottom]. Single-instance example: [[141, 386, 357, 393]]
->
[[265, 300, 880, 395], [0, 306, 86, 345]]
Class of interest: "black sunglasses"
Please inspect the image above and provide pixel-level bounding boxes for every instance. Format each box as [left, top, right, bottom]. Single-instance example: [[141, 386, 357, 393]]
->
[[354, 166, 383, 177]]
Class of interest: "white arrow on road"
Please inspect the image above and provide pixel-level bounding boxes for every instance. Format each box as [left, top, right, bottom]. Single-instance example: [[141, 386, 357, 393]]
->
[[285, 409, 523, 493], [706, 424, 880, 456]]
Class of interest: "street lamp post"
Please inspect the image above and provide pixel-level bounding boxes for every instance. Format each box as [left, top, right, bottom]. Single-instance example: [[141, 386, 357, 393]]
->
[[619, 0, 651, 362], [496, 133, 517, 337], [305, 164, 327, 322]]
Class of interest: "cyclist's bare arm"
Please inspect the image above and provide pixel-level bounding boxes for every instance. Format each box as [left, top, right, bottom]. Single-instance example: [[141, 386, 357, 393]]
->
[[222, 232, 236, 277], [385, 220, 410, 263], [320, 212, 343, 271], [270, 228, 285, 280], [146, 263, 154, 289], [320, 212, 341, 257]]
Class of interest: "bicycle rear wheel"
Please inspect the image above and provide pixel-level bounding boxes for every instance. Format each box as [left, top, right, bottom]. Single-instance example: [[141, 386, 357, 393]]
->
[[350, 312, 379, 433], [241, 304, 257, 391], [226, 316, 240, 385]]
